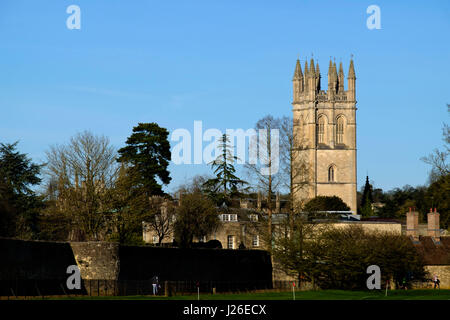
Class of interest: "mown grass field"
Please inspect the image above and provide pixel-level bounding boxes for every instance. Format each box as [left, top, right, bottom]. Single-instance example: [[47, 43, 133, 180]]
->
[[26, 289, 450, 300]]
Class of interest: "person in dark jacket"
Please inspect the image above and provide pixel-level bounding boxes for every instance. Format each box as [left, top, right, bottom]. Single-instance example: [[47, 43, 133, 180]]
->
[[433, 274, 440, 289], [152, 275, 159, 295]]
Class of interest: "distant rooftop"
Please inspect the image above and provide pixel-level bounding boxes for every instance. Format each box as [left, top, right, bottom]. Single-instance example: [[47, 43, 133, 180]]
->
[[413, 236, 450, 265]]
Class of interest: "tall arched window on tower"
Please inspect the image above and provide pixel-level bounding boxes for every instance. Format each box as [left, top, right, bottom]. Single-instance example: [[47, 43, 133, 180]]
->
[[328, 165, 335, 182], [318, 116, 325, 144], [336, 116, 344, 145]]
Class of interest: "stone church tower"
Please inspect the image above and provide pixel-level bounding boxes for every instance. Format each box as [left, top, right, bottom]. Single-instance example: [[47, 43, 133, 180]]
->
[[292, 57, 357, 213]]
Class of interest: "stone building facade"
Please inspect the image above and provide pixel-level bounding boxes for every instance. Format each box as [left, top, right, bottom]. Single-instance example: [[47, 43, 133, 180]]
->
[[292, 57, 357, 213], [142, 196, 402, 250], [407, 209, 450, 288], [142, 199, 450, 287], [142, 197, 271, 250]]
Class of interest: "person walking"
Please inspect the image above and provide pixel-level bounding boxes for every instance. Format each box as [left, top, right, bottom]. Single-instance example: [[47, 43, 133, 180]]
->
[[402, 277, 407, 290], [152, 275, 159, 295], [433, 274, 440, 289]]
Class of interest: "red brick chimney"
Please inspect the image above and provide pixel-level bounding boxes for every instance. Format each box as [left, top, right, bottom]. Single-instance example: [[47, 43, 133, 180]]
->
[[406, 207, 419, 242], [427, 208, 440, 243]]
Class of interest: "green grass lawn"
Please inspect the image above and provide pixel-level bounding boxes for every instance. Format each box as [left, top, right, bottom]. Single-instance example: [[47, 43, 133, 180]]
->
[[35, 289, 450, 300]]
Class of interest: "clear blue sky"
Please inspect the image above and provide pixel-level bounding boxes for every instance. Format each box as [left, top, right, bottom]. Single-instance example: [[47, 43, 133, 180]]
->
[[1, 0, 449, 193]]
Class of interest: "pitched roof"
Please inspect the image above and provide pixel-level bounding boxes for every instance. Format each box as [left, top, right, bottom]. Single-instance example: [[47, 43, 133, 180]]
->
[[413, 236, 450, 265]]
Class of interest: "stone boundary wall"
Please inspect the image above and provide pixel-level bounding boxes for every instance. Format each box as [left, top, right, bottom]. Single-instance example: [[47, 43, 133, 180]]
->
[[118, 246, 272, 284], [0, 238, 272, 295], [331, 222, 402, 234], [70, 242, 120, 280], [0, 238, 76, 280], [425, 266, 450, 289]]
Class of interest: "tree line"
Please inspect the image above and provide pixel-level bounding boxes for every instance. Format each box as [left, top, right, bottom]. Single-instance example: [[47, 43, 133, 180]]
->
[[1, 123, 173, 243], [358, 105, 449, 228], [1, 106, 447, 290], [0, 115, 337, 245], [1, 106, 448, 247]]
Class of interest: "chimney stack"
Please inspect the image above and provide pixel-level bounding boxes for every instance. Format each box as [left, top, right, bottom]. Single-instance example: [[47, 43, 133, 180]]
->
[[427, 208, 441, 243], [178, 191, 183, 206], [276, 192, 281, 213], [240, 199, 250, 209], [257, 192, 262, 211], [406, 207, 419, 242]]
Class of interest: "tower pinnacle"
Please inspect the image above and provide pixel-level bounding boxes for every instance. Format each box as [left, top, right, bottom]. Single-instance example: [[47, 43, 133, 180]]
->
[[348, 58, 356, 79], [309, 58, 315, 74], [316, 62, 321, 91], [293, 59, 303, 80], [292, 58, 304, 100], [347, 57, 356, 101], [338, 61, 345, 93]]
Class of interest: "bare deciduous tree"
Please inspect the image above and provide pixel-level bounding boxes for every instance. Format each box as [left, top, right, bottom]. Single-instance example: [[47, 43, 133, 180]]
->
[[271, 215, 326, 286], [45, 131, 118, 240], [246, 115, 312, 249], [245, 115, 282, 250], [145, 196, 176, 245], [279, 116, 311, 226], [421, 105, 449, 182]]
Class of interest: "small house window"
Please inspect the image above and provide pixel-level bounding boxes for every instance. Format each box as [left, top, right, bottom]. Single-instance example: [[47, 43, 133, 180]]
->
[[221, 214, 237, 222], [227, 235, 235, 249], [252, 235, 260, 247]]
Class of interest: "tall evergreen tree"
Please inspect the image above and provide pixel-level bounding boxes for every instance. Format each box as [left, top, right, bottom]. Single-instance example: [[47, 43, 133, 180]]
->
[[360, 176, 374, 216], [203, 134, 247, 205], [117, 123, 172, 197], [0, 142, 44, 238]]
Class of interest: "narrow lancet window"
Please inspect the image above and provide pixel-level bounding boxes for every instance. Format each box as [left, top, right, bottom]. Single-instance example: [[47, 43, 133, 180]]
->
[[328, 166, 335, 182], [318, 116, 325, 144], [336, 117, 344, 144]]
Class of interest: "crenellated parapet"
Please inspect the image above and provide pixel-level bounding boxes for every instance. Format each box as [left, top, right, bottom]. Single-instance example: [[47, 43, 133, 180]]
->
[[292, 57, 356, 104]]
